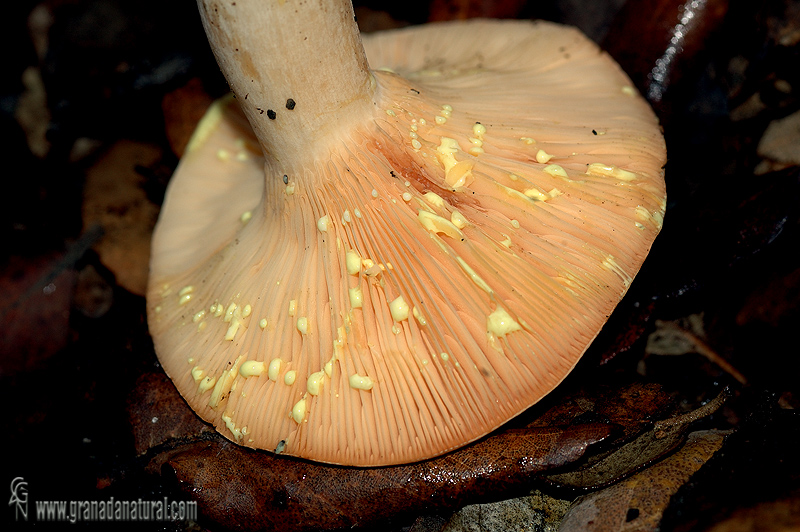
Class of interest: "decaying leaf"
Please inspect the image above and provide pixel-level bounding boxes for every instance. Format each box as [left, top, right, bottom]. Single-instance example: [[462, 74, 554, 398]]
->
[[705, 497, 800, 532], [546, 388, 729, 489], [645, 314, 707, 356], [130, 374, 684, 531], [559, 429, 728, 532], [441, 489, 571, 532], [757, 109, 800, 169], [660, 399, 800, 531], [81, 140, 162, 296], [157, 424, 609, 532], [128, 366, 694, 531], [0, 253, 76, 371], [161, 77, 215, 158], [127, 371, 213, 455], [645, 318, 748, 385], [527, 382, 676, 441]]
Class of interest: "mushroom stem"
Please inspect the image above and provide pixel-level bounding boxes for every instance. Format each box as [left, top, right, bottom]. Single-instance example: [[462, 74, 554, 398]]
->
[[197, 0, 375, 166]]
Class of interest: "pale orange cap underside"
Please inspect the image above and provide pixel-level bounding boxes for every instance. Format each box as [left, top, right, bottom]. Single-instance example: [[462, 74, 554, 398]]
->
[[147, 20, 666, 466]]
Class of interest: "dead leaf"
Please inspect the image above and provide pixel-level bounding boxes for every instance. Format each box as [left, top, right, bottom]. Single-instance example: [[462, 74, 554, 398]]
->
[[129, 378, 677, 531], [81, 140, 162, 296], [645, 319, 747, 385], [409, 514, 449, 532], [659, 399, 800, 531], [559, 430, 728, 532], [161, 77, 214, 158], [757, 109, 800, 167], [645, 315, 707, 356], [601, 0, 729, 120], [442, 489, 570, 532], [0, 253, 76, 371], [546, 389, 729, 489], [528, 382, 676, 440], [157, 423, 610, 532], [703, 496, 800, 532], [127, 371, 212, 455]]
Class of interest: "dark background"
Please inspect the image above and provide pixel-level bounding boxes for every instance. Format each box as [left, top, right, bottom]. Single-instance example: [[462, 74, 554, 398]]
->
[[1, 0, 799, 530]]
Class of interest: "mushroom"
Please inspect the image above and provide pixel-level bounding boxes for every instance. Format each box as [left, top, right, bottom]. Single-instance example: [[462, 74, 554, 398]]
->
[[147, 0, 666, 466]]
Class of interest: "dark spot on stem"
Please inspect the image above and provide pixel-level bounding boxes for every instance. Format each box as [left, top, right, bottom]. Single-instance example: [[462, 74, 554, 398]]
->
[[286, 98, 296, 110], [267, 109, 277, 120], [592, 129, 598, 135], [283, 175, 289, 185]]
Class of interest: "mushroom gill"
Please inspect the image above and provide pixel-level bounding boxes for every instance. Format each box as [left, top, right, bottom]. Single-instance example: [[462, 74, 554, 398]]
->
[[147, 0, 666, 466]]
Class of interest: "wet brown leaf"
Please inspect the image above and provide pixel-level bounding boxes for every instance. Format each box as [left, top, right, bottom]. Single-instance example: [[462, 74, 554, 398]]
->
[[546, 389, 729, 489], [559, 430, 728, 532], [603, 0, 730, 117], [158, 423, 609, 532], [127, 371, 212, 455], [127, 380, 681, 532], [528, 382, 676, 440]]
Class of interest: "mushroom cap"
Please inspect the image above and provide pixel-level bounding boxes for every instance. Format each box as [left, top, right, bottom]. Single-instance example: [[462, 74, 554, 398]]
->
[[147, 19, 666, 466]]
